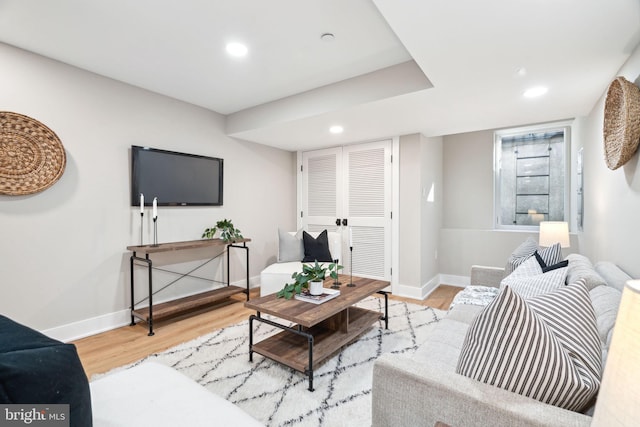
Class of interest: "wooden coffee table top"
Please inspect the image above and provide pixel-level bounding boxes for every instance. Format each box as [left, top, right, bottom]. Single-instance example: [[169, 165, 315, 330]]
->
[[245, 275, 389, 328]]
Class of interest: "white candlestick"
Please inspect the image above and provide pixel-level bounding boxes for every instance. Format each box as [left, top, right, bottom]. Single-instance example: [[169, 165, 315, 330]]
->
[[152, 197, 157, 219], [140, 193, 144, 213], [349, 227, 353, 247]]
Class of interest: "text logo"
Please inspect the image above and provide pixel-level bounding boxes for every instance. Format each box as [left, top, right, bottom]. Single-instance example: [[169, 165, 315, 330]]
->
[[0, 405, 69, 427]]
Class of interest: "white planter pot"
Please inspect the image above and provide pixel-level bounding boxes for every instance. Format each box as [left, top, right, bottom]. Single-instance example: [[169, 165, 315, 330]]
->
[[309, 280, 324, 296]]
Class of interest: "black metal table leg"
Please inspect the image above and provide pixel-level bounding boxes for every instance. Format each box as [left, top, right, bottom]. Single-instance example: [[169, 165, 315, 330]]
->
[[307, 335, 315, 391], [377, 290, 389, 329], [146, 254, 154, 336], [248, 314, 316, 392], [129, 254, 135, 326], [249, 315, 255, 362], [245, 243, 249, 300], [228, 243, 250, 301]]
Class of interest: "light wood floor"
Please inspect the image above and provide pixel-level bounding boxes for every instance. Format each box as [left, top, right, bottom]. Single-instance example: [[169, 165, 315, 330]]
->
[[73, 285, 462, 378]]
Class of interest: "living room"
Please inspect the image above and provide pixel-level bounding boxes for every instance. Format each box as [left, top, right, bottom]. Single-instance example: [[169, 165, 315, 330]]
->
[[1, 1, 639, 426]]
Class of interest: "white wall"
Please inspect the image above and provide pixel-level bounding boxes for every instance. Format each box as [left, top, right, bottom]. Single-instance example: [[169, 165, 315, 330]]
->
[[440, 130, 528, 276], [420, 135, 443, 286], [0, 43, 296, 339], [398, 134, 421, 287], [439, 44, 640, 279], [439, 129, 579, 277], [397, 134, 443, 297], [574, 43, 640, 278]]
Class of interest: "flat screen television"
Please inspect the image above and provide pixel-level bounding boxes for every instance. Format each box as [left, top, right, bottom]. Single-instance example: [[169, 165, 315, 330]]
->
[[130, 145, 223, 206]]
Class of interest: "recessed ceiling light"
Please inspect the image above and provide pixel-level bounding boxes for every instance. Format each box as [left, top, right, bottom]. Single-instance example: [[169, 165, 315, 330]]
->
[[226, 42, 248, 57], [329, 125, 344, 134], [321, 33, 335, 42], [523, 86, 548, 98]]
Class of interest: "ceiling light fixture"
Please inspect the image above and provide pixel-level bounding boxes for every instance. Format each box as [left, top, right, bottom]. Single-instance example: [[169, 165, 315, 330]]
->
[[226, 42, 248, 57], [321, 33, 335, 42], [329, 125, 344, 134], [523, 86, 548, 98]]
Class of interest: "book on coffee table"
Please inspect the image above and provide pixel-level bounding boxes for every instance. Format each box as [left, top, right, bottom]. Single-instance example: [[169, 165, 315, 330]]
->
[[295, 288, 340, 304]]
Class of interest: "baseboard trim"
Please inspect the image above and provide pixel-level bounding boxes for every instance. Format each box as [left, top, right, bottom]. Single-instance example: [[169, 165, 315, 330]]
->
[[392, 283, 425, 300], [47, 273, 465, 342], [43, 310, 132, 343], [392, 274, 470, 301], [439, 274, 469, 288], [44, 276, 261, 343]]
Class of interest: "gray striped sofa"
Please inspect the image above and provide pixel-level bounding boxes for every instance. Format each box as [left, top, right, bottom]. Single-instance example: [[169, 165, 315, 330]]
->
[[372, 256, 630, 427]]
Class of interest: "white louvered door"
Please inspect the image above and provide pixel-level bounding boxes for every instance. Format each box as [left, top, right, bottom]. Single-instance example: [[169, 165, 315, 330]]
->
[[343, 141, 391, 280], [301, 140, 391, 281], [302, 147, 342, 235]]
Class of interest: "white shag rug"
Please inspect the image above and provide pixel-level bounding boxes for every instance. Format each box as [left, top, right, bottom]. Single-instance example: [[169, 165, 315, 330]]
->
[[96, 297, 445, 427]]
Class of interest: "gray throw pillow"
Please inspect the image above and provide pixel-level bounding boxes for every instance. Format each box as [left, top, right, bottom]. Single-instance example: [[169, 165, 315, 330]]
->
[[566, 254, 607, 291], [277, 229, 304, 262], [504, 237, 538, 275]]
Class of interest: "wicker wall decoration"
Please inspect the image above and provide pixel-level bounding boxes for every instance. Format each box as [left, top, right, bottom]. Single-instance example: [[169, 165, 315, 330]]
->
[[603, 76, 640, 170], [0, 111, 66, 195]]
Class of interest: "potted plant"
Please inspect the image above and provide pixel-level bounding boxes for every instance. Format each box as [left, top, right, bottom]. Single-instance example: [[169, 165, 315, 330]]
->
[[202, 219, 243, 243], [277, 260, 343, 299]]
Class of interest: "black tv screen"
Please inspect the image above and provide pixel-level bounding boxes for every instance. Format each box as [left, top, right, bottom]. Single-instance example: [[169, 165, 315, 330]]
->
[[130, 145, 223, 206]]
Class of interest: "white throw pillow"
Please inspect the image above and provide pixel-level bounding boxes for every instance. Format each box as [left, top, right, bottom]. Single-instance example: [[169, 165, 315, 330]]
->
[[500, 256, 567, 299]]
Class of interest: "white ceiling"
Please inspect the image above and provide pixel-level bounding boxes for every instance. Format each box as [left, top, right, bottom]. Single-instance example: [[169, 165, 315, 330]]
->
[[0, 0, 639, 151]]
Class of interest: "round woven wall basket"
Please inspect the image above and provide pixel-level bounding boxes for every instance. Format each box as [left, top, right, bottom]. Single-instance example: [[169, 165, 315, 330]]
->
[[603, 76, 640, 170], [0, 111, 66, 195]]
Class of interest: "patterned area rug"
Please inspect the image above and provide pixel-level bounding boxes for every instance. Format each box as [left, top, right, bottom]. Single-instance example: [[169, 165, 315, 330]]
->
[[103, 297, 445, 427]]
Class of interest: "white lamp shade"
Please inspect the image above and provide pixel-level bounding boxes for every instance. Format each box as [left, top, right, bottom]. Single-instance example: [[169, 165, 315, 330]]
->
[[592, 280, 640, 426], [538, 221, 570, 248]]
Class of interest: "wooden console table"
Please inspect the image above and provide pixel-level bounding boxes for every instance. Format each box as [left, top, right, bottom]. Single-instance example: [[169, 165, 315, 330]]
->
[[127, 238, 250, 336]]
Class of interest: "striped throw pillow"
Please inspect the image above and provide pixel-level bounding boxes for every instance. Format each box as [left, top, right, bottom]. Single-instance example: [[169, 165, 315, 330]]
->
[[500, 256, 567, 298], [504, 239, 563, 276], [538, 243, 563, 267], [504, 237, 538, 275], [456, 280, 601, 412]]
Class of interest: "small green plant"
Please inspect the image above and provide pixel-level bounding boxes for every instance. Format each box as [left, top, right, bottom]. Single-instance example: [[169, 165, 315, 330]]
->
[[277, 260, 343, 299], [202, 219, 243, 243]]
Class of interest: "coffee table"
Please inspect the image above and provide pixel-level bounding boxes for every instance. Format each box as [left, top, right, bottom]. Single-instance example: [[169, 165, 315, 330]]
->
[[245, 275, 389, 391]]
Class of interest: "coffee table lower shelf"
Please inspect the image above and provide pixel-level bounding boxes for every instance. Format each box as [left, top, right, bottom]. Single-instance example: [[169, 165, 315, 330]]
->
[[249, 306, 381, 391]]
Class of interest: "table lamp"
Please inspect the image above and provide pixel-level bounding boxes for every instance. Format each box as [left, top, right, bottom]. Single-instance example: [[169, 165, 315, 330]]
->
[[592, 280, 640, 426], [538, 221, 570, 248]]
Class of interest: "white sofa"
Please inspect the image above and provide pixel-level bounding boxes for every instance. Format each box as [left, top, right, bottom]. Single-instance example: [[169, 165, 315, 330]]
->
[[259, 231, 342, 296], [91, 362, 263, 426], [372, 256, 630, 427]]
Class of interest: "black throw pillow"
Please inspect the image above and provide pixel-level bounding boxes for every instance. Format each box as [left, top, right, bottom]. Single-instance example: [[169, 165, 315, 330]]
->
[[302, 230, 333, 262], [534, 250, 569, 273], [534, 251, 546, 269], [543, 260, 569, 273]]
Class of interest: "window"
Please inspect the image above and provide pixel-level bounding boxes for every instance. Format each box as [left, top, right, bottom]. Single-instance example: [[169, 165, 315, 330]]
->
[[494, 123, 570, 229]]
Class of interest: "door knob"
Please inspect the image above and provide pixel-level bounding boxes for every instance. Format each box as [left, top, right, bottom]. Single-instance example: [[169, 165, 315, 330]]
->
[[335, 218, 341, 226], [342, 218, 348, 226]]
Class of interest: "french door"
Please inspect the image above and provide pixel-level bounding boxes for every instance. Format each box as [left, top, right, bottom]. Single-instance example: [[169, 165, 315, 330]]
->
[[300, 140, 392, 281]]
